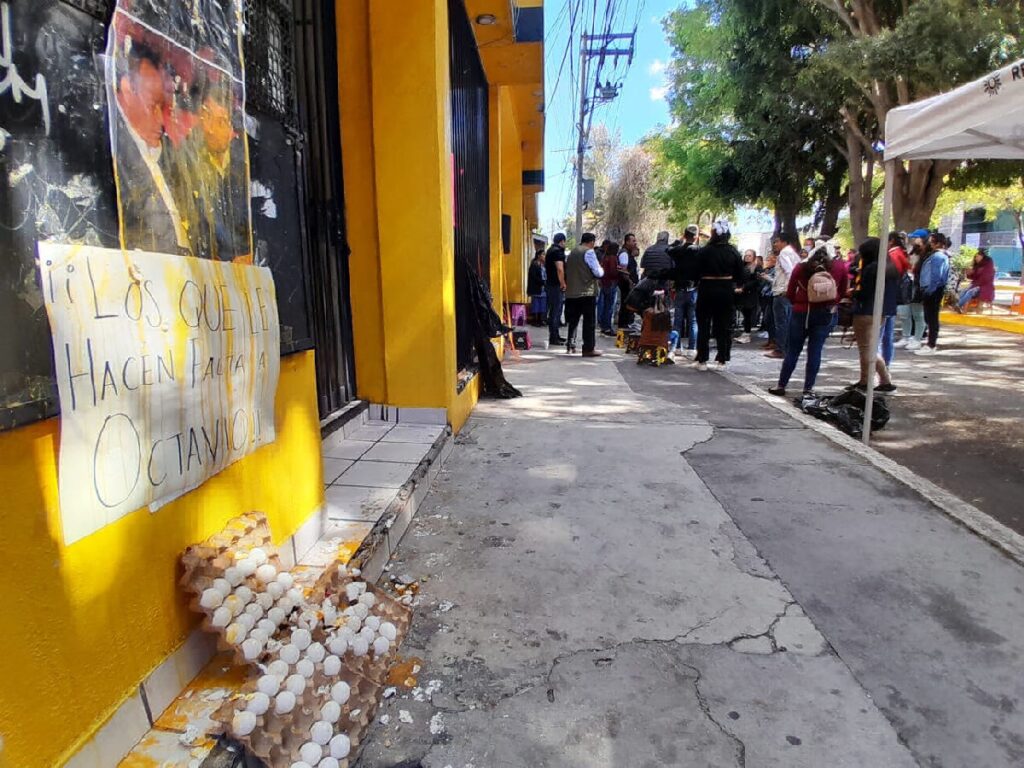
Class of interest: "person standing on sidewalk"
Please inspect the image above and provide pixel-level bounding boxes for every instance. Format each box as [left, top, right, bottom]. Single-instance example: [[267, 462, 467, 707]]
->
[[527, 249, 547, 327], [767, 232, 801, 360], [694, 221, 745, 371], [736, 249, 762, 344], [545, 233, 568, 345], [916, 232, 951, 355], [759, 252, 777, 350], [768, 247, 848, 398], [617, 233, 640, 331], [850, 238, 898, 392], [668, 225, 701, 358], [597, 240, 621, 336], [897, 228, 929, 350], [640, 231, 674, 280], [564, 233, 605, 357], [879, 232, 910, 364]]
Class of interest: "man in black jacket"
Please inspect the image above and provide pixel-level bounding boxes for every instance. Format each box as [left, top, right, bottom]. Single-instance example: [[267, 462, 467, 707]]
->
[[667, 225, 701, 358], [545, 233, 568, 344]]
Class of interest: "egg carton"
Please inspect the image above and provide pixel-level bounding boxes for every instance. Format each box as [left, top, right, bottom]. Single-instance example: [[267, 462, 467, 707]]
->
[[212, 665, 381, 767]]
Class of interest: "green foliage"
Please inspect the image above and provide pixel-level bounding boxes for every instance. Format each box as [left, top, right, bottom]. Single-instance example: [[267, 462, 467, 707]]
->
[[953, 245, 978, 270]]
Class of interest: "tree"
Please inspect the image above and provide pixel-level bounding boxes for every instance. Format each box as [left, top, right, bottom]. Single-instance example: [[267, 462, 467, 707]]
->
[[603, 145, 672, 245], [806, 0, 1021, 233]]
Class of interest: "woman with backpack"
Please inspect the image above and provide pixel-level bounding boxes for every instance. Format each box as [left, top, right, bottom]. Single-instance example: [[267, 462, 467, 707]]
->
[[850, 238, 898, 392], [768, 246, 849, 398]]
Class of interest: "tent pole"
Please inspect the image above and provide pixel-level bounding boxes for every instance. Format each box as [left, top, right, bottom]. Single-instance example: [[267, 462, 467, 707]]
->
[[862, 161, 895, 444]]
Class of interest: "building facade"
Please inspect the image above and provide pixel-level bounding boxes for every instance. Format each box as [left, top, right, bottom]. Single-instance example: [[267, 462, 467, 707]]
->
[[0, 1, 543, 765]]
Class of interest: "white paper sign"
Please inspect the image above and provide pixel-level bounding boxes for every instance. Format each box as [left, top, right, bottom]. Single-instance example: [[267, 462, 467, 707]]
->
[[38, 243, 281, 545]]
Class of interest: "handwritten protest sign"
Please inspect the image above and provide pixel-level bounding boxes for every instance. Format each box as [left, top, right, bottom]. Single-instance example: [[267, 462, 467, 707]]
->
[[38, 243, 280, 545]]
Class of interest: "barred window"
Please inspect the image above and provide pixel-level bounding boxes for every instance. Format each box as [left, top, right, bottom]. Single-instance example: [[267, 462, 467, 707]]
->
[[243, 0, 296, 125], [58, 0, 112, 21]]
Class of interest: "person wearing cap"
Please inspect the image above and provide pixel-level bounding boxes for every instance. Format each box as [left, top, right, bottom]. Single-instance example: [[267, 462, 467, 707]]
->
[[667, 225, 701, 358], [694, 220, 745, 370], [545, 233, 568, 345], [915, 232, 950, 354]]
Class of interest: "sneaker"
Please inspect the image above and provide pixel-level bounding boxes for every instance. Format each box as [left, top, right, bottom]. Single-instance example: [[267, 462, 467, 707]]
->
[[768, 386, 786, 397], [673, 349, 684, 359], [696, 362, 709, 372], [715, 361, 727, 369], [876, 382, 898, 392], [685, 348, 697, 359], [735, 334, 750, 344], [914, 346, 936, 356], [846, 382, 867, 391], [894, 339, 909, 349], [755, 331, 770, 339], [905, 339, 922, 351]]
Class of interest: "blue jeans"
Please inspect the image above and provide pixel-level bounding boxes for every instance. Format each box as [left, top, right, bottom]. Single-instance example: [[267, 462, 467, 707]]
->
[[958, 286, 980, 308], [547, 286, 564, 341], [597, 284, 618, 332], [897, 302, 925, 342], [772, 295, 792, 355], [777, 308, 836, 392], [673, 288, 698, 349], [877, 315, 896, 366]]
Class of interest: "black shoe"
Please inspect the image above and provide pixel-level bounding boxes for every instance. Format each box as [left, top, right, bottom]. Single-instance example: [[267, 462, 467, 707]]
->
[[875, 382, 898, 392], [846, 382, 867, 391], [550, 336, 567, 345], [768, 386, 786, 397]]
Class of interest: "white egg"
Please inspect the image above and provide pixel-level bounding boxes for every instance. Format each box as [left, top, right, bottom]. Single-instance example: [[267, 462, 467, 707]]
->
[[323, 605, 338, 625], [351, 638, 369, 657], [338, 628, 356, 644], [235, 585, 254, 605], [345, 582, 366, 602], [232, 710, 257, 737], [345, 616, 361, 633], [298, 610, 320, 632], [279, 643, 301, 665], [358, 626, 375, 643], [364, 615, 381, 631], [255, 563, 277, 584], [306, 642, 326, 664], [244, 603, 264, 621], [285, 673, 306, 696], [352, 603, 369, 620], [319, 758, 340, 768], [257, 618, 277, 636], [224, 566, 244, 586], [287, 587, 304, 605], [289, 763, 312, 768], [296, 658, 315, 679], [267, 582, 285, 600], [323, 655, 342, 676], [200, 588, 224, 609], [277, 596, 294, 614], [329, 733, 351, 759], [330, 681, 351, 705], [249, 627, 269, 645], [246, 691, 271, 716], [242, 638, 263, 661], [299, 742, 322, 765], [267, 659, 289, 679], [274, 690, 296, 714], [236, 613, 257, 632], [357, 592, 376, 608], [379, 622, 398, 641], [226, 622, 247, 645], [372, 637, 390, 656], [223, 595, 244, 617], [276, 571, 295, 590], [256, 592, 275, 611], [268, 607, 287, 626], [249, 547, 269, 566], [213, 578, 232, 597], [211, 606, 232, 628], [237, 558, 258, 578], [291, 628, 311, 650], [310, 720, 333, 746], [328, 636, 348, 657], [257, 674, 280, 696], [320, 700, 342, 724]]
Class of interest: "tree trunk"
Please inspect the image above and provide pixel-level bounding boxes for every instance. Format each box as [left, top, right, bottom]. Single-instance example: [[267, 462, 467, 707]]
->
[[891, 159, 956, 232], [820, 177, 845, 238], [844, 126, 874, 244], [774, 204, 798, 236]]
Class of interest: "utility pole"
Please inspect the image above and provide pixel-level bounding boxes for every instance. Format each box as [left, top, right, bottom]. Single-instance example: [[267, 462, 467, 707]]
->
[[574, 31, 635, 242]]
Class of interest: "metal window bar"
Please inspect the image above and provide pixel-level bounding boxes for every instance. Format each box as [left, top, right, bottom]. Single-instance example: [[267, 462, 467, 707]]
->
[[58, 0, 112, 21], [448, 0, 491, 371], [243, 0, 298, 129]]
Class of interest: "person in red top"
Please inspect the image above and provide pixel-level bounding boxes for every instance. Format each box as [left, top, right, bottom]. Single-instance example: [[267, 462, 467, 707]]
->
[[957, 248, 996, 310], [597, 240, 621, 335], [880, 231, 910, 364], [768, 247, 850, 397]]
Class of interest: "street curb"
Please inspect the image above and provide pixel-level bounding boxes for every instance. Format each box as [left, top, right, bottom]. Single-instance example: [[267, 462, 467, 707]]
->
[[940, 310, 1024, 336], [715, 367, 1024, 567]]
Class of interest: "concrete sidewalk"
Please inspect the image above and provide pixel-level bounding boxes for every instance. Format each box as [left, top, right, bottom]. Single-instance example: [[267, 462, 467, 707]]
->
[[354, 344, 1024, 767]]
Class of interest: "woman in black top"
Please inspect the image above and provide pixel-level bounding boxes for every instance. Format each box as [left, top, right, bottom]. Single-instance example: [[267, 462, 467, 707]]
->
[[694, 222, 745, 369], [527, 250, 547, 326], [736, 249, 762, 342]]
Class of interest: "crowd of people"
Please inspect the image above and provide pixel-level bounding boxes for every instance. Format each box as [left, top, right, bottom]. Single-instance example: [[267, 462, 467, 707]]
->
[[527, 222, 973, 398]]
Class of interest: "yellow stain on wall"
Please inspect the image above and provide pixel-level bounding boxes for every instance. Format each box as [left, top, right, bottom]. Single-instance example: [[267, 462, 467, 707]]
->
[[0, 351, 323, 768]]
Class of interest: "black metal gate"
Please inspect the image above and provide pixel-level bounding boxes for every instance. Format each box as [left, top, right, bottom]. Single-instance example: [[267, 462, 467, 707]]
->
[[448, 0, 491, 371], [245, 0, 356, 418]]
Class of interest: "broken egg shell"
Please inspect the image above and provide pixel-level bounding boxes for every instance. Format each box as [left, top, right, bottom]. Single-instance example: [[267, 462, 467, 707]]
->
[[310, 720, 333, 746], [306, 642, 326, 664], [296, 658, 315, 679], [224, 566, 244, 586], [257, 674, 280, 697], [242, 637, 263, 661], [255, 563, 277, 584], [292, 628, 312, 651], [319, 700, 341, 724], [372, 637, 390, 656], [232, 710, 257, 737], [276, 571, 295, 590], [211, 606, 232, 628], [212, 578, 232, 597], [323, 655, 342, 676], [285, 673, 306, 696], [274, 690, 296, 714], [299, 742, 322, 765], [330, 681, 350, 705], [280, 643, 301, 665], [351, 637, 369, 657], [246, 691, 271, 716], [379, 622, 398, 641], [328, 733, 351, 759], [200, 588, 224, 609]]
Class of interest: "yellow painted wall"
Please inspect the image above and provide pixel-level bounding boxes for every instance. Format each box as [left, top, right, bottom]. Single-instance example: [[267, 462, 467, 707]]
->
[[499, 87, 527, 303], [0, 351, 323, 768], [337, 0, 387, 405]]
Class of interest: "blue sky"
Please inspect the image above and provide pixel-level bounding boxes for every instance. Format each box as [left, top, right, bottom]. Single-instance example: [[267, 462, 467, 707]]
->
[[538, 0, 678, 234]]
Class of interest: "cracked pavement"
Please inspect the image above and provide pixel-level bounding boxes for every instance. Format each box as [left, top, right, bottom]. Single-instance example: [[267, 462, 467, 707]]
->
[[355, 343, 1023, 768]]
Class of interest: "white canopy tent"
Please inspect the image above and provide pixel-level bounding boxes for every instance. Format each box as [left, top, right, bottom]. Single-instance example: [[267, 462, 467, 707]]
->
[[863, 58, 1024, 441]]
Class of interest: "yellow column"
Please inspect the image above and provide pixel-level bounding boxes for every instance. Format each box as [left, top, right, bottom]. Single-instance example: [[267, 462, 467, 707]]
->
[[368, 0, 456, 408], [489, 85, 505, 315], [499, 87, 526, 303]]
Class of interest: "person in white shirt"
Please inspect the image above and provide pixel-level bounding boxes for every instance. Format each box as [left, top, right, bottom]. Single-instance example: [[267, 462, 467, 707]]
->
[[767, 232, 802, 359]]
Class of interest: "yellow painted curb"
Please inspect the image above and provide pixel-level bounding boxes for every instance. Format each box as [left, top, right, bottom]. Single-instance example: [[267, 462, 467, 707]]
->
[[941, 310, 1024, 336]]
